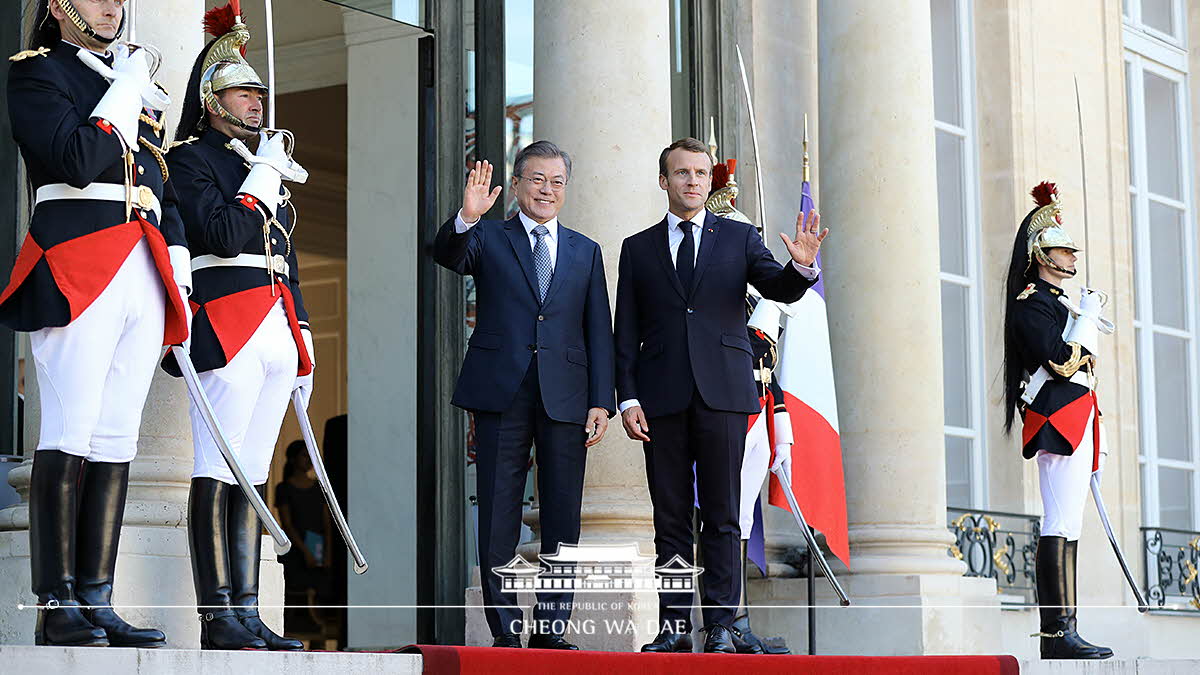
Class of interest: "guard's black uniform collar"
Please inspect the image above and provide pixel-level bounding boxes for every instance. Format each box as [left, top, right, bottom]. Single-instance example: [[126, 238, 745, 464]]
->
[[57, 39, 111, 64], [199, 127, 241, 152], [1031, 276, 1065, 297]]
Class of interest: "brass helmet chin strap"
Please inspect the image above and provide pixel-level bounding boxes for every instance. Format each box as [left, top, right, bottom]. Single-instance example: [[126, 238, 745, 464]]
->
[[56, 0, 126, 45]]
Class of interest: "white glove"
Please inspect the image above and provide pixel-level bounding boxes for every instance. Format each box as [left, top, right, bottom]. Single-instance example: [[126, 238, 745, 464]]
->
[[1078, 288, 1104, 319], [168, 245, 192, 298], [82, 48, 150, 152], [229, 132, 309, 183], [237, 153, 284, 216], [293, 329, 315, 410], [770, 443, 793, 477], [1065, 305, 1100, 355]]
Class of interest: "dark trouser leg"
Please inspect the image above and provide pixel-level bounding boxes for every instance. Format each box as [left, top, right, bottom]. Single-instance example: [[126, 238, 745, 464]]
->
[[474, 364, 537, 637], [74, 460, 166, 647], [643, 409, 695, 633], [229, 484, 303, 651], [530, 404, 587, 632], [690, 400, 746, 629], [188, 478, 265, 650], [29, 450, 107, 646]]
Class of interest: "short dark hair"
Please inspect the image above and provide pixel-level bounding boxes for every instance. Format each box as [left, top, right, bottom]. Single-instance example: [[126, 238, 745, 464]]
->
[[513, 140, 572, 181], [659, 137, 712, 177]]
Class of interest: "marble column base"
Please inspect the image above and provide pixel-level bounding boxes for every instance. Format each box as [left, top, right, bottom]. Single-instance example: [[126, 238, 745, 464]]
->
[[0, 528, 283, 649], [748, 573, 1001, 655]]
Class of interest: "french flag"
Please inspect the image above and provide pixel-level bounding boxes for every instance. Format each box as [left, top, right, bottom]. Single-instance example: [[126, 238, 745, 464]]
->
[[768, 180, 850, 568]]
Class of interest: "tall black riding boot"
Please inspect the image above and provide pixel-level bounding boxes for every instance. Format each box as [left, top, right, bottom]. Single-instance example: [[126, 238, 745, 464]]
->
[[189, 478, 266, 650], [1064, 539, 1113, 659], [30, 450, 108, 647], [74, 460, 166, 647], [1035, 536, 1104, 659], [229, 485, 303, 651]]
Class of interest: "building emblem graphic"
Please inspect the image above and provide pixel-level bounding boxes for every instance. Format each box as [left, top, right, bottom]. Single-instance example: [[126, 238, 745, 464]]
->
[[492, 543, 703, 593]]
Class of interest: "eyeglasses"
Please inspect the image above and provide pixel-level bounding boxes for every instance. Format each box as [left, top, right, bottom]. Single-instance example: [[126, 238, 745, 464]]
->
[[515, 175, 567, 191]]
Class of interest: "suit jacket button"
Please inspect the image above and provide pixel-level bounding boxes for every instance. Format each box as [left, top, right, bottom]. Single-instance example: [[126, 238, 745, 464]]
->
[[538, 315, 544, 321], [687, 308, 694, 314]]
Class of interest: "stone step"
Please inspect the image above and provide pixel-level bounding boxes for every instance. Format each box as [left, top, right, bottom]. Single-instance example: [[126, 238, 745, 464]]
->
[[0, 645, 422, 674]]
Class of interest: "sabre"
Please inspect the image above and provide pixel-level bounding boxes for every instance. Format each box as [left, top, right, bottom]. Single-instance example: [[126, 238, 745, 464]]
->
[[291, 391, 369, 574], [1089, 474, 1150, 612], [171, 346, 291, 555], [735, 45, 768, 229], [264, 0, 277, 129], [770, 465, 850, 606], [1073, 75, 1091, 288]]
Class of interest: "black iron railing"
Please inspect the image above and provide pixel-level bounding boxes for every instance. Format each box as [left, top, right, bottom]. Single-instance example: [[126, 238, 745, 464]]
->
[[947, 508, 1041, 605], [1142, 527, 1200, 614]]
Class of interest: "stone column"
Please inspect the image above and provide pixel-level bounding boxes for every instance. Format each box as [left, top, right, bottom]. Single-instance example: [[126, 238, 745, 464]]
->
[[470, 0, 670, 652], [799, 0, 999, 654], [0, 0, 283, 648]]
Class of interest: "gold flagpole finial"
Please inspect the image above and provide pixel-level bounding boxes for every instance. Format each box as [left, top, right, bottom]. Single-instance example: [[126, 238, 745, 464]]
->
[[802, 114, 811, 183], [707, 116, 719, 164]]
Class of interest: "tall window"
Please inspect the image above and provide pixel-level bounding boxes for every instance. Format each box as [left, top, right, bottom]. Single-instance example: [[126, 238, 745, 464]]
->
[[931, 0, 985, 508], [1125, 0, 1198, 531]]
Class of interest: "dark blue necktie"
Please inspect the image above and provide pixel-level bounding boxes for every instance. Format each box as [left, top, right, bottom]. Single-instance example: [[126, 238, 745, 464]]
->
[[676, 222, 694, 291]]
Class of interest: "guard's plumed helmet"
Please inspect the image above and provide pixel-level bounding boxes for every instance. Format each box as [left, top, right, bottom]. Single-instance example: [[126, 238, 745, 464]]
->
[[1025, 181, 1080, 275], [198, 1, 267, 132]]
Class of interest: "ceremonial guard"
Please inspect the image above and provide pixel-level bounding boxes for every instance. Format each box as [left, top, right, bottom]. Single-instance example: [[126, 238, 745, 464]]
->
[[704, 155, 792, 655], [1003, 182, 1113, 660], [165, 1, 311, 651], [2, 0, 189, 648]]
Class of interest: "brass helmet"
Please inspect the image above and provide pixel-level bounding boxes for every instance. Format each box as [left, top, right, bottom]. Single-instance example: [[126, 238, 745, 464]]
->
[[1025, 181, 1080, 275], [706, 158, 758, 232], [52, 0, 126, 45], [200, 1, 267, 132]]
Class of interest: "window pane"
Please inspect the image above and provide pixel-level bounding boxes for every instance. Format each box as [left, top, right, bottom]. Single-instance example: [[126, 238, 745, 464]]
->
[[936, 130, 967, 275], [1153, 332, 1193, 462], [1158, 466, 1194, 530], [1143, 71, 1181, 200], [1148, 202, 1188, 329], [945, 435, 972, 508], [941, 282, 972, 428], [930, 0, 961, 126], [1141, 0, 1176, 37]]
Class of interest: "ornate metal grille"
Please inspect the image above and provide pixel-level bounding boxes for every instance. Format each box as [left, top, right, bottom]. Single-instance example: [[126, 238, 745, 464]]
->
[[947, 508, 1041, 605], [1143, 527, 1200, 614]]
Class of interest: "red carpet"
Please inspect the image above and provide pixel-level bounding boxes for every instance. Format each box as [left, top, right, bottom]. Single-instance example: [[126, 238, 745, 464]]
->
[[401, 645, 1020, 675]]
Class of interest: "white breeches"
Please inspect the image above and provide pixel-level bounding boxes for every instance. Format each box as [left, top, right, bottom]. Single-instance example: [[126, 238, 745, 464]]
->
[[190, 298, 297, 486], [31, 240, 165, 463], [1037, 408, 1109, 541], [739, 409, 770, 538]]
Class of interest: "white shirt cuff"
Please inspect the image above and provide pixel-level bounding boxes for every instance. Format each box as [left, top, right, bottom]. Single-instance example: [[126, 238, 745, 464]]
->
[[792, 259, 820, 279], [618, 399, 640, 414], [454, 209, 480, 234]]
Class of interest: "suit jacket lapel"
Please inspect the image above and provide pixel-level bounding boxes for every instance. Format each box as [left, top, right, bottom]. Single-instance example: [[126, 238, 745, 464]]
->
[[652, 218, 687, 300], [540, 226, 575, 307], [689, 211, 720, 298], [503, 217, 540, 301]]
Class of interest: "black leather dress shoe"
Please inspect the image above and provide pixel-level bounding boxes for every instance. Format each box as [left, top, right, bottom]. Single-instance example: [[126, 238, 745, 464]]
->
[[528, 633, 579, 650], [702, 625, 736, 654], [492, 632, 522, 648], [640, 631, 692, 653]]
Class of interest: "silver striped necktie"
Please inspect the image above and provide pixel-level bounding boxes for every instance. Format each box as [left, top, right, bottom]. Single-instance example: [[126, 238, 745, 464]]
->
[[532, 224, 553, 302]]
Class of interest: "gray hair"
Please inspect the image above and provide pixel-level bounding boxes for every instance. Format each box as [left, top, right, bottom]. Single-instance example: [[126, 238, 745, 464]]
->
[[513, 140, 572, 182]]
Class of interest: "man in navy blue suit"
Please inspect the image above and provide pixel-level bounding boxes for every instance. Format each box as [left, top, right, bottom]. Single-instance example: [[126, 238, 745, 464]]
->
[[434, 141, 615, 650], [616, 137, 828, 654]]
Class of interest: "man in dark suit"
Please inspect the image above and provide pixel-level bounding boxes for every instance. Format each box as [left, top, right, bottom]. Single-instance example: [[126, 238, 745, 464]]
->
[[616, 137, 828, 654], [434, 141, 615, 650]]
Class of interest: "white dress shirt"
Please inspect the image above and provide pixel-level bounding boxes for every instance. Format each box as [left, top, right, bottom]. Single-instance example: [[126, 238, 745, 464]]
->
[[618, 209, 821, 414], [455, 209, 558, 270]]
